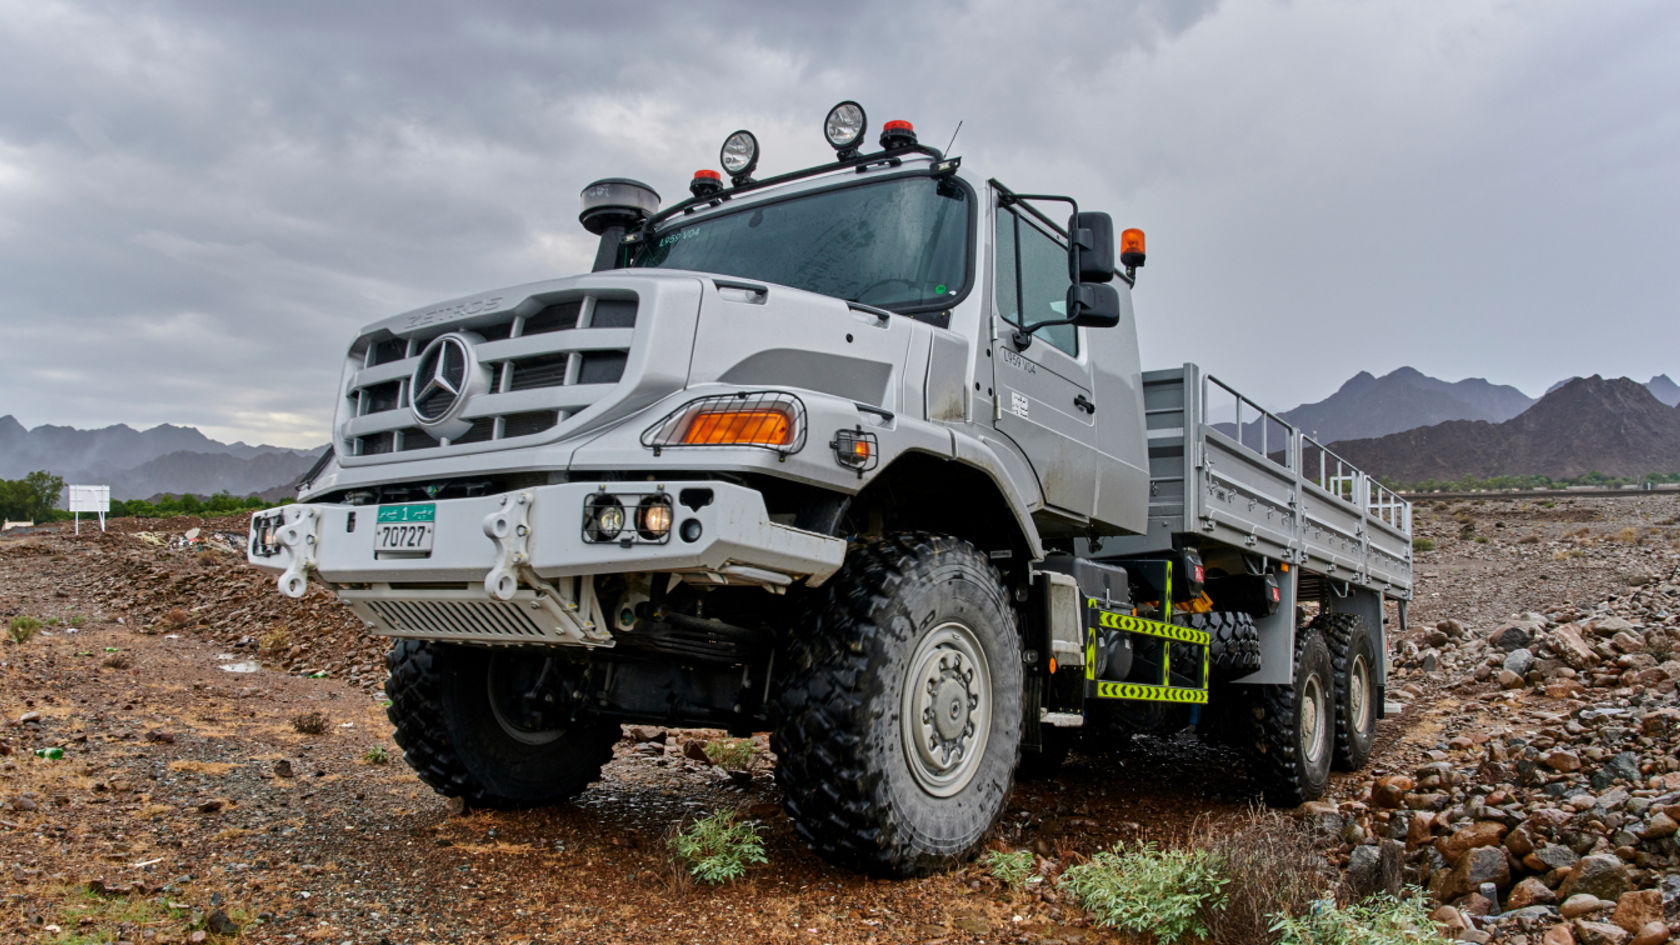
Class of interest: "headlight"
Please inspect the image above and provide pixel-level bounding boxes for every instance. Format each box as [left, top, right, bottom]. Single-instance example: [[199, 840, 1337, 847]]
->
[[637, 496, 674, 540], [640, 391, 807, 456], [583, 494, 626, 542]]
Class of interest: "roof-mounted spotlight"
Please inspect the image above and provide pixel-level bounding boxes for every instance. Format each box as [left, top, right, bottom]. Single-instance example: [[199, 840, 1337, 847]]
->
[[719, 130, 759, 185], [690, 169, 724, 198], [824, 100, 868, 159], [879, 119, 917, 150]]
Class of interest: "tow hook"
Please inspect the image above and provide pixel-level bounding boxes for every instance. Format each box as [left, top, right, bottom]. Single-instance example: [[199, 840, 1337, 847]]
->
[[275, 508, 321, 599], [482, 492, 535, 601]]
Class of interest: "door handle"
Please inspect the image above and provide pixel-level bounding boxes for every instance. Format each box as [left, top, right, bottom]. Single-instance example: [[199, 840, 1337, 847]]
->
[[1074, 394, 1096, 415]]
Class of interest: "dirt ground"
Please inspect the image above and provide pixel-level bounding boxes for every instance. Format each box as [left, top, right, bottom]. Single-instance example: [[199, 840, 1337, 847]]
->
[[2, 494, 1677, 944]]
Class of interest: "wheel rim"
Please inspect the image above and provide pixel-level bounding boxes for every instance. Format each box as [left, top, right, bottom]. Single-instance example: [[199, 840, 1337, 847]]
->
[[486, 654, 565, 746], [1299, 670, 1328, 767], [1349, 653, 1372, 735], [901, 621, 992, 798]]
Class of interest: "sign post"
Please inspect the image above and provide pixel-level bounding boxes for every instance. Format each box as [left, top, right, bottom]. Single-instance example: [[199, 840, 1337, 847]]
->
[[67, 485, 111, 535]]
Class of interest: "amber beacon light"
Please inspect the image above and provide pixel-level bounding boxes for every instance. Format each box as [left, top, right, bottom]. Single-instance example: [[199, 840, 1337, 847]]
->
[[1120, 228, 1147, 278]]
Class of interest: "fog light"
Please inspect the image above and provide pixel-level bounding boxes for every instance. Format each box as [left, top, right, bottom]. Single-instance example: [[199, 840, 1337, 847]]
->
[[638, 496, 674, 540], [583, 494, 626, 541]]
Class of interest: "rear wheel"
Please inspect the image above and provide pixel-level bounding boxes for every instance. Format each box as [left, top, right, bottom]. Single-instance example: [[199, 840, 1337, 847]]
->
[[385, 640, 619, 809], [770, 533, 1023, 876], [1316, 612, 1377, 771], [1243, 627, 1334, 806]]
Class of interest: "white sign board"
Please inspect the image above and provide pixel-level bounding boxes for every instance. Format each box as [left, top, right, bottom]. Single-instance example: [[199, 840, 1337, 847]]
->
[[68, 485, 111, 513], [67, 484, 111, 534]]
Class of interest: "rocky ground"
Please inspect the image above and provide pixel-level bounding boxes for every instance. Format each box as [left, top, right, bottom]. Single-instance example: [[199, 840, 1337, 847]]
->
[[0, 494, 1677, 944]]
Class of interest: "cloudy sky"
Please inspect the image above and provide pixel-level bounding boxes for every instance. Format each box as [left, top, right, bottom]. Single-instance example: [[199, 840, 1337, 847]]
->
[[1, 0, 1676, 448]]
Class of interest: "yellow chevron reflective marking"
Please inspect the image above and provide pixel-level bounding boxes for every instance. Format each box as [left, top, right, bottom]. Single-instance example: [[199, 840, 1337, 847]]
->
[[1086, 601, 1211, 645], [1093, 680, 1209, 704]]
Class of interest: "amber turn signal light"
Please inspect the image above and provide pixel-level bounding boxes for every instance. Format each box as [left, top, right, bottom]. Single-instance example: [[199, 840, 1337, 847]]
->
[[682, 408, 793, 447]]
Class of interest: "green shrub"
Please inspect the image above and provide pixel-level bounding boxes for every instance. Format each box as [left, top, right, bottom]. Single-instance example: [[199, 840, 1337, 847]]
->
[[1473, 536, 1489, 544], [702, 737, 756, 770], [1411, 538, 1434, 552], [363, 744, 390, 765], [668, 811, 767, 885], [1060, 843, 1229, 943], [7, 615, 41, 644], [1270, 890, 1451, 945], [980, 849, 1035, 887]]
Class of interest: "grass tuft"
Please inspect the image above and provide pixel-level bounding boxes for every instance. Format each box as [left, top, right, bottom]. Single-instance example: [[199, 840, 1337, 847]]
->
[[1411, 538, 1434, 552], [1060, 842, 1229, 943], [363, 744, 390, 765], [980, 849, 1036, 888], [668, 810, 767, 885], [1270, 889, 1452, 945], [8, 615, 42, 643], [290, 710, 329, 735], [702, 737, 756, 770]]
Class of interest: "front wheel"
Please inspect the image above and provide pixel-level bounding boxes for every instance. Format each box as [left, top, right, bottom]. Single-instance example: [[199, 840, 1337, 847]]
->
[[385, 640, 620, 809], [770, 533, 1023, 876]]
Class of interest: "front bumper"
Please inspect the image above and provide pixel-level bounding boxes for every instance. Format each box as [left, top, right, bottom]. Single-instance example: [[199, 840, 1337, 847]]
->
[[247, 480, 846, 643]]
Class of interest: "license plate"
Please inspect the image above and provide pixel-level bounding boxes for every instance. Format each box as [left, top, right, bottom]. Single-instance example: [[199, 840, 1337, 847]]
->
[[375, 503, 435, 554]]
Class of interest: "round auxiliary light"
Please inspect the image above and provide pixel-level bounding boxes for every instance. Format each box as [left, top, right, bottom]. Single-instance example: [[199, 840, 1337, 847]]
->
[[585, 495, 626, 541], [880, 119, 917, 150], [824, 100, 867, 153], [719, 130, 759, 180], [690, 168, 723, 198], [638, 496, 674, 540]]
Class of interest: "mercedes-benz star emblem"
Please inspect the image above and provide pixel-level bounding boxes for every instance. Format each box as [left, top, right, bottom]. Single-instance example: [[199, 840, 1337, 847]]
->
[[412, 334, 473, 424]]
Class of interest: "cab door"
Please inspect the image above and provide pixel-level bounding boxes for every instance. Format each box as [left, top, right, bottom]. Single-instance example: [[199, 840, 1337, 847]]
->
[[990, 195, 1102, 517]]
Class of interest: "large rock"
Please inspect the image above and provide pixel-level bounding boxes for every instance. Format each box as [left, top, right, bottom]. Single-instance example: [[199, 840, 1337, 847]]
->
[[1509, 877, 1559, 909], [1344, 841, 1405, 901], [1442, 820, 1510, 864], [1560, 855, 1634, 902], [1554, 625, 1602, 670], [1505, 647, 1537, 676], [1575, 920, 1631, 945], [1439, 846, 1511, 900]]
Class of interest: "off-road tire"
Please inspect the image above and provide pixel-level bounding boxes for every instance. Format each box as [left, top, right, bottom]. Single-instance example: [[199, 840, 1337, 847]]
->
[[1315, 612, 1377, 771], [770, 533, 1023, 877], [1243, 627, 1334, 806], [385, 639, 619, 809], [1187, 610, 1262, 678]]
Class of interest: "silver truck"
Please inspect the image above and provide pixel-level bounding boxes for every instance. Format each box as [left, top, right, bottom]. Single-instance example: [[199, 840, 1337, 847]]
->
[[248, 101, 1413, 876]]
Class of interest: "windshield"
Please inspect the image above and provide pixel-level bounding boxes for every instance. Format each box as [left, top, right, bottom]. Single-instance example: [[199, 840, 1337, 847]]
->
[[629, 174, 971, 311]]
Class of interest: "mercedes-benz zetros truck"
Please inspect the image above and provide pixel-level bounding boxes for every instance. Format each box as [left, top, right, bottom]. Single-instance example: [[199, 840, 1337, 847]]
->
[[248, 101, 1413, 876]]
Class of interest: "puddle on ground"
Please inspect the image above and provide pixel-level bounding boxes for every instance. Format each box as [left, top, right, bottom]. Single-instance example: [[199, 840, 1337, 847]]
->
[[219, 660, 262, 673]]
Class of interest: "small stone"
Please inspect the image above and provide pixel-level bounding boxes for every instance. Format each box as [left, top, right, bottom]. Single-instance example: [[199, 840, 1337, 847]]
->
[[1442, 821, 1509, 864], [1639, 813, 1678, 840], [1543, 924, 1577, 945], [1499, 669, 1525, 689], [1431, 904, 1470, 934], [1506, 647, 1538, 676], [1631, 922, 1670, 945], [1565, 895, 1611, 918], [197, 799, 223, 814], [1561, 855, 1634, 903], [1547, 750, 1584, 772], [1612, 891, 1664, 935], [1492, 625, 1534, 652], [1373, 774, 1414, 808], [205, 909, 240, 936], [1510, 877, 1559, 910], [1575, 919, 1631, 945], [272, 760, 293, 779]]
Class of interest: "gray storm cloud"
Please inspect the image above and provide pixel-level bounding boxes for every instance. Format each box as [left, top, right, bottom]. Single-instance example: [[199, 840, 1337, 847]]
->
[[0, 0, 1674, 447]]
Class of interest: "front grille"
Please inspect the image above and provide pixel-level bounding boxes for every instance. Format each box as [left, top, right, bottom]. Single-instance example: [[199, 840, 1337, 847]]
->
[[363, 598, 555, 641], [341, 292, 637, 460]]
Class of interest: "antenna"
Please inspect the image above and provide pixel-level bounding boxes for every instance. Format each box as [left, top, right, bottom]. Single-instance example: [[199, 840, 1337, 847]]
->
[[944, 120, 964, 155]]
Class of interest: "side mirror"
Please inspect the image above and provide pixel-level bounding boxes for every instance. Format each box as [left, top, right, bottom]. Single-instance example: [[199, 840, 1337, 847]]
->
[[1067, 283, 1121, 328], [1067, 211, 1115, 284]]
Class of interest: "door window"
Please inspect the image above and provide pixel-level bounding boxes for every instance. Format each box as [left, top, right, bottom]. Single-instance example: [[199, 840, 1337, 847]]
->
[[995, 207, 1078, 357]]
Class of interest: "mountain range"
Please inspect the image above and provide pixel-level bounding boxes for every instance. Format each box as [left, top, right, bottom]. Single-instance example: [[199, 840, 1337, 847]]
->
[[1280, 367, 1535, 443], [1328, 376, 1680, 482], [0, 415, 325, 501]]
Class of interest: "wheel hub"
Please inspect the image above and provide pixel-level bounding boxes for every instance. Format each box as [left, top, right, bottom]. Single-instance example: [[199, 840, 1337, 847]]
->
[[1350, 654, 1372, 732], [1300, 671, 1328, 766], [487, 653, 571, 746], [901, 622, 992, 798]]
